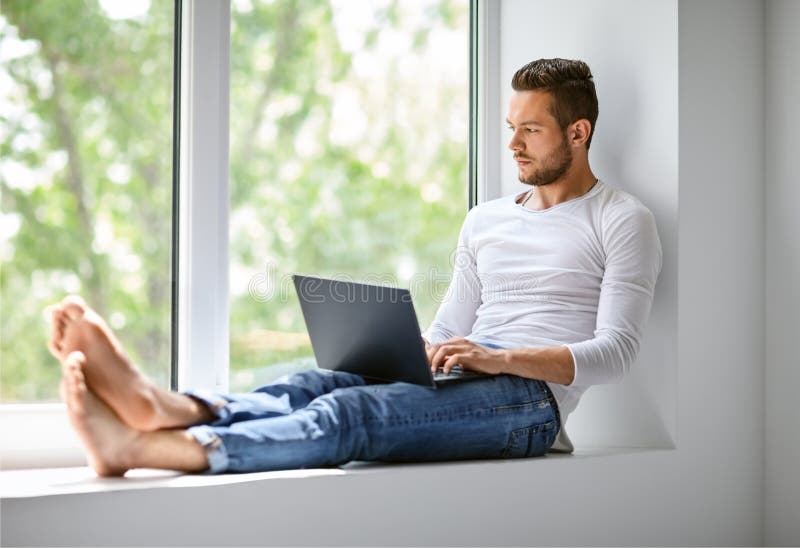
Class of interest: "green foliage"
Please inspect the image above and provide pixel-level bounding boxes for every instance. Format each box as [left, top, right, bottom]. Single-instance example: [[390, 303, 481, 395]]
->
[[1, 0, 175, 400], [1, 0, 469, 402]]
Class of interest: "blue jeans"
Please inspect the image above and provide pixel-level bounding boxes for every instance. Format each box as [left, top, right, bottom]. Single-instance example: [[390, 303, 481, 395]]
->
[[184, 343, 560, 474]]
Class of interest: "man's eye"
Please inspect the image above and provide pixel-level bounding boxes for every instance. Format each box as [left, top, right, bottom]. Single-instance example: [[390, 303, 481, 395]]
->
[[527, 128, 538, 133]]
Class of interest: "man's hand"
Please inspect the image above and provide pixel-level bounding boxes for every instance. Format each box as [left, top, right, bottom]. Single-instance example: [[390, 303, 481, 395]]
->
[[426, 337, 508, 376]]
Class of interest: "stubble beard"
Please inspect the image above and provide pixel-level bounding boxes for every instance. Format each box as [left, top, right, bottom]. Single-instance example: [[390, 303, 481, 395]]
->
[[517, 136, 573, 187]]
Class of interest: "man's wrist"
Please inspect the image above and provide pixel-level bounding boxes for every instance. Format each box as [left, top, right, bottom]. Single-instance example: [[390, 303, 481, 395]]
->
[[499, 349, 515, 374], [502, 346, 575, 385]]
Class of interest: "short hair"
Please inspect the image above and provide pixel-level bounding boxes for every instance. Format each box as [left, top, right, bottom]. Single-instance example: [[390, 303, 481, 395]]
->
[[511, 58, 599, 149]]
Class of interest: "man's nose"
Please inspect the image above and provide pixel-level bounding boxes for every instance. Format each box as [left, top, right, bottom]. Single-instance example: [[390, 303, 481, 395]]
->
[[508, 130, 523, 151]]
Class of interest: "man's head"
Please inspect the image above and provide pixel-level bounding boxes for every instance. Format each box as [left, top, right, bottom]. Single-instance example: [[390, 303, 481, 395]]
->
[[506, 58, 598, 186]]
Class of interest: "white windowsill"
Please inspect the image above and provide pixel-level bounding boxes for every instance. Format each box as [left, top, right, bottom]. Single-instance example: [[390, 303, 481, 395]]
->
[[0, 447, 669, 500], [2, 448, 682, 546]]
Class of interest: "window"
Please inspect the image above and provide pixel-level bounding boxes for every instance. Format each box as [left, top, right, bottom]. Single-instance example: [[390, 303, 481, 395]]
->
[[0, 0, 475, 467], [0, 0, 176, 402], [228, 0, 470, 391]]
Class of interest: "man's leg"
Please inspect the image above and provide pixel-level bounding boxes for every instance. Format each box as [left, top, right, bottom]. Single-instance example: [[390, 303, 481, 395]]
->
[[183, 372, 561, 474], [60, 351, 558, 476], [51, 299, 559, 475], [181, 369, 368, 427]]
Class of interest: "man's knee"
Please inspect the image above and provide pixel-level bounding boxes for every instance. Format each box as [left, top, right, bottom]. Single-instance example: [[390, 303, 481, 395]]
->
[[285, 368, 365, 391], [279, 368, 331, 390]]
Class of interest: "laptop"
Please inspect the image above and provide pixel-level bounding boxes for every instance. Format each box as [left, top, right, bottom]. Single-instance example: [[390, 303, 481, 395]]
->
[[292, 274, 491, 389]]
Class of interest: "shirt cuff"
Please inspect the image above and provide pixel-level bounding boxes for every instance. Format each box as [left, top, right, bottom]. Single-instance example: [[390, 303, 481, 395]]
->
[[562, 344, 579, 387]]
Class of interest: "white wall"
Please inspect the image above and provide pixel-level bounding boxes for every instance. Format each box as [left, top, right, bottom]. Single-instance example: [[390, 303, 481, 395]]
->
[[677, 0, 765, 542], [497, 0, 678, 450], [765, 0, 800, 545]]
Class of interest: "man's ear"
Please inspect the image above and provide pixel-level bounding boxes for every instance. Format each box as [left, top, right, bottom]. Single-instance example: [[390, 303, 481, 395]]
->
[[569, 119, 592, 147]]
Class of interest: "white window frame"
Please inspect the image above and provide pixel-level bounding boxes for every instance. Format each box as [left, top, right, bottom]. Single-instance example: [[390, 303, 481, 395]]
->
[[474, 0, 501, 203], [0, 0, 486, 470], [177, 0, 231, 394]]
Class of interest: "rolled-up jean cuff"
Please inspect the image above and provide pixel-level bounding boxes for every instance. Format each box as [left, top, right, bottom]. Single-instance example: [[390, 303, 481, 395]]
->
[[187, 425, 229, 474], [181, 388, 231, 426]]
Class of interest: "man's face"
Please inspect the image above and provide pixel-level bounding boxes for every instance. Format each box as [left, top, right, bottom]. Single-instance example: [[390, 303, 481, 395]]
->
[[506, 90, 573, 186]]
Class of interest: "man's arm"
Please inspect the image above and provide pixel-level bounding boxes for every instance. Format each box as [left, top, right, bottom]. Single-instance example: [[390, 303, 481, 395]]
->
[[503, 345, 575, 386], [420, 209, 482, 345], [428, 338, 575, 385], [562, 204, 662, 387]]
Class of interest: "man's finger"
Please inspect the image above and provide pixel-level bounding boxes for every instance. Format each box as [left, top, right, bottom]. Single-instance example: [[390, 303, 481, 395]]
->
[[443, 354, 464, 375], [431, 343, 456, 371], [432, 343, 465, 369], [431, 344, 448, 371]]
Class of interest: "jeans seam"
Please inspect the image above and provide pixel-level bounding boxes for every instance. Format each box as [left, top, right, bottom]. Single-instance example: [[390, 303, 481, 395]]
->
[[493, 397, 553, 413], [356, 402, 544, 429]]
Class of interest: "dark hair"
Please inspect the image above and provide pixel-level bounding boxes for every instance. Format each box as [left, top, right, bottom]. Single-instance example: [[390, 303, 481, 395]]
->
[[511, 58, 598, 149]]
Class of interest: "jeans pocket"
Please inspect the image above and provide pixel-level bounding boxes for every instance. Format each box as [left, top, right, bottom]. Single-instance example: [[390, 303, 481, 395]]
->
[[501, 418, 559, 458]]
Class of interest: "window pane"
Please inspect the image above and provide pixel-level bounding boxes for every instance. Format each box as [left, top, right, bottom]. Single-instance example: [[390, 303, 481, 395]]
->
[[229, 0, 469, 390], [0, 0, 175, 402]]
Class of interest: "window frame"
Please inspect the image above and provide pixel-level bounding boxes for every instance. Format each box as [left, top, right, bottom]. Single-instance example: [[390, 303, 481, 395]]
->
[[0, 0, 487, 469], [175, 0, 231, 394]]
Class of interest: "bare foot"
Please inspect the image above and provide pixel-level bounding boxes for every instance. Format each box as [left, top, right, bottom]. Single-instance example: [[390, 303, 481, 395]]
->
[[46, 296, 214, 431], [47, 295, 161, 431], [61, 351, 140, 477]]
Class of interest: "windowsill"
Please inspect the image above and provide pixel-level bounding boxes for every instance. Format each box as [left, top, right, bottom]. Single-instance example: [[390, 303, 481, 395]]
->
[[0, 447, 669, 499], [2, 447, 681, 546]]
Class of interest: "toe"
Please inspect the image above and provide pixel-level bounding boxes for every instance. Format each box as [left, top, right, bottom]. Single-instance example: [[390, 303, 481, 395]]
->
[[48, 339, 62, 359], [61, 295, 88, 321], [62, 351, 88, 408], [47, 310, 67, 357], [66, 351, 87, 382]]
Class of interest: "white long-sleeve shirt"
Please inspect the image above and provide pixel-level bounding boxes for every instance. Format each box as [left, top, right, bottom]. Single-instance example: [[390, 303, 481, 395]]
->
[[421, 180, 663, 453]]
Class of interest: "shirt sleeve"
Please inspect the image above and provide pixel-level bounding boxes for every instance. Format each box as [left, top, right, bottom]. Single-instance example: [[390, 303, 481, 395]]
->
[[421, 209, 482, 345], [564, 202, 663, 387]]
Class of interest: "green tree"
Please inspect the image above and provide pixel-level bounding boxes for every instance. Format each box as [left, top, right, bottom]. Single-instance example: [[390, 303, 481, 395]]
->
[[1, 0, 175, 400], [227, 0, 469, 390]]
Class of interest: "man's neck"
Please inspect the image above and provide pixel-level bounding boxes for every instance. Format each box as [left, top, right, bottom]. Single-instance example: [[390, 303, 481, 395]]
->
[[523, 171, 598, 211]]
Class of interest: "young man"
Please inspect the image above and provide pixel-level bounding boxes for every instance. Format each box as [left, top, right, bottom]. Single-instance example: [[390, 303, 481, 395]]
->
[[47, 58, 662, 476]]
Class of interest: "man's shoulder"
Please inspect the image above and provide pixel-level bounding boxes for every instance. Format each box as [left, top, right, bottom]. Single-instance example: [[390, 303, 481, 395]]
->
[[470, 193, 517, 214], [462, 194, 515, 223], [595, 184, 660, 258], [596, 182, 655, 223]]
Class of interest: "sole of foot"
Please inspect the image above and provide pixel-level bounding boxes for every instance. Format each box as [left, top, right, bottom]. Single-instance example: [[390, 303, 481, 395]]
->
[[61, 351, 141, 477], [49, 295, 162, 431]]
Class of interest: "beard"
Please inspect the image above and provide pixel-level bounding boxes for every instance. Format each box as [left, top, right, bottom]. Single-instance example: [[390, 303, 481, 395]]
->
[[517, 135, 573, 187]]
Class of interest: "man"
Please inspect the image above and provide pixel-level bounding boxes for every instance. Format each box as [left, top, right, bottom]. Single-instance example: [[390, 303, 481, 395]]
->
[[47, 58, 661, 476]]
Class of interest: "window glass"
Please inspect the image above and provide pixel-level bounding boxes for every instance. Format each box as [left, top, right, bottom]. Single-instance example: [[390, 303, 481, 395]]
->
[[229, 0, 469, 391], [0, 0, 175, 401]]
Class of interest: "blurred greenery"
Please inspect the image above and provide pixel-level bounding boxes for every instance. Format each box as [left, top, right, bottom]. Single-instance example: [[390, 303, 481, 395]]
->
[[1, 0, 469, 401], [1, 0, 175, 401]]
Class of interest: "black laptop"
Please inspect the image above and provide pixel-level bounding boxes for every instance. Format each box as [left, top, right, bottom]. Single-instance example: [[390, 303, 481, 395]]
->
[[292, 274, 490, 389]]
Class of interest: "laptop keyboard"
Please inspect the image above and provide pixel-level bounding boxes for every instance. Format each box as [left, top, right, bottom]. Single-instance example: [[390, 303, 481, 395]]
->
[[433, 365, 485, 381]]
